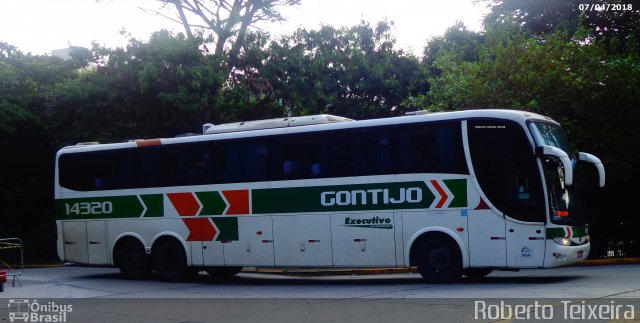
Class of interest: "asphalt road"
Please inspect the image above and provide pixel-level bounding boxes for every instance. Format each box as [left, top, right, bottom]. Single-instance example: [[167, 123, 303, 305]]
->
[[1, 264, 639, 322]]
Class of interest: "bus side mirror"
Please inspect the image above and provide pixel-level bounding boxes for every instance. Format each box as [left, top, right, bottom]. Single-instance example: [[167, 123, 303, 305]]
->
[[535, 146, 573, 186], [578, 152, 606, 187]]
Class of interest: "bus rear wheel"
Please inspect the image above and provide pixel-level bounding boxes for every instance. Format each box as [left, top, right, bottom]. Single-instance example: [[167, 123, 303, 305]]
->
[[115, 239, 151, 280], [153, 239, 188, 282], [416, 236, 462, 283]]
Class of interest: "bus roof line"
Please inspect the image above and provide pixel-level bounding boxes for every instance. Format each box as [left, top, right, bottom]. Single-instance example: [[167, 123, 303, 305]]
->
[[59, 109, 553, 152], [203, 114, 354, 135]]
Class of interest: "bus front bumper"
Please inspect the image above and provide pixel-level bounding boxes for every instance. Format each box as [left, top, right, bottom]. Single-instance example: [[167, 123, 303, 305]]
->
[[544, 240, 590, 268]]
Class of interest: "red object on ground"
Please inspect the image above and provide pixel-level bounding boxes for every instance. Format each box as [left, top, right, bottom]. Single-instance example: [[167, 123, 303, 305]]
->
[[0, 270, 6, 282]]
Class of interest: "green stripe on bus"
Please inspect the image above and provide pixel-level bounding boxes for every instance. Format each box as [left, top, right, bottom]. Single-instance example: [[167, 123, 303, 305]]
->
[[252, 181, 436, 214], [574, 226, 588, 237], [444, 179, 467, 208], [141, 194, 163, 217], [212, 217, 239, 241], [56, 194, 164, 219], [196, 191, 227, 216], [546, 226, 589, 239]]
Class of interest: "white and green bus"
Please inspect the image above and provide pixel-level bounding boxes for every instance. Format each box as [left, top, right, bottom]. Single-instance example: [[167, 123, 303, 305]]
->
[[55, 109, 605, 283]]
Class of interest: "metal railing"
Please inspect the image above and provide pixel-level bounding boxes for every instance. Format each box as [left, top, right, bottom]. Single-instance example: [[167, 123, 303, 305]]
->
[[0, 238, 24, 291]]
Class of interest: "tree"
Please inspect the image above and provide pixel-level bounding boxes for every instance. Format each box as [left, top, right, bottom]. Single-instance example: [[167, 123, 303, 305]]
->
[[0, 44, 74, 261], [145, 0, 301, 64], [423, 22, 484, 76], [478, 0, 640, 51], [402, 22, 483, 111], [48, 30, 226, 142], [258, 21, 422, 118]]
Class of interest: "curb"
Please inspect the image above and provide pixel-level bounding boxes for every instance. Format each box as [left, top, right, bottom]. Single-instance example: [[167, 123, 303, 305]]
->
[[24, 257, 640, 276], [574, 257, 640, 267], [244, 257, 640, 276]]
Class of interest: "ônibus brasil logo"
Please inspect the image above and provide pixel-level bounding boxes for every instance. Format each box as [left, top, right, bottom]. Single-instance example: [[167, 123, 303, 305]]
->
[[7, 299, 73, 322]]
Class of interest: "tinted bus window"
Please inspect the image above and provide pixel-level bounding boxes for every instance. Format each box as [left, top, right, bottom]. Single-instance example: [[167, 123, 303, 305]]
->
[[327, 127, 394, 177], [467, 119, 545, 222], [58, 120, 468, 191], [277, 136, 324, 179], [398, 122, 468, 174]]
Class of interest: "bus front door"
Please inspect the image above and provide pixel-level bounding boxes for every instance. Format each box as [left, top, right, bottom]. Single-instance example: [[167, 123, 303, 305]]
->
[[506, 219, 546, 267]]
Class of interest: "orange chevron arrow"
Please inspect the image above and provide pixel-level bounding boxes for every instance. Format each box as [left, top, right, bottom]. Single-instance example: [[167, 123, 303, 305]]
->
[[222, 189, 249, 215], [167, 192, 217, 241], [430, 180, 449, 208]]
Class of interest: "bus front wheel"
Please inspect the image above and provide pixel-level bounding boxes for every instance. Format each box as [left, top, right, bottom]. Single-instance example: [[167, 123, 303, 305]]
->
[[153, 239, 188, 282], [416, 236, 462, 283]]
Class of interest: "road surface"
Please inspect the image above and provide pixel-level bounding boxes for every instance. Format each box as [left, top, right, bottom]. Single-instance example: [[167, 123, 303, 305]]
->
[[0, 264, 638, 322]]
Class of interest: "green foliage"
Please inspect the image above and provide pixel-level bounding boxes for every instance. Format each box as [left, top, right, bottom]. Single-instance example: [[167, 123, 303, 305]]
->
[[46, 30, 227, 144], [260, 21, 422, 118], [0, 46, 61, 261], [480, 0, 640, 46]]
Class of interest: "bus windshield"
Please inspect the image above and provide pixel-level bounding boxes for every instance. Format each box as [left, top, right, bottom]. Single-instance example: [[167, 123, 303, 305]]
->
[[529, 122, 572, 157], [542, 156, 586, 225], [529, 122, 585, 226]]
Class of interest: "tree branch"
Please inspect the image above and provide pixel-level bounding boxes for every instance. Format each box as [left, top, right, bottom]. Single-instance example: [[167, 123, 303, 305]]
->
[[172, 0, 195, 39], [138, 6, 185, 27]]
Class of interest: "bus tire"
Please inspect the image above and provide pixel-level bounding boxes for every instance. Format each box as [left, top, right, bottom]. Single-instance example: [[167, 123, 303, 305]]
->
[[153, 239, 188, 282], [463, 268, 492, 279], [115, 238, 151, 280], [416, 236, 462, 283], [206, 266, 243, 280]]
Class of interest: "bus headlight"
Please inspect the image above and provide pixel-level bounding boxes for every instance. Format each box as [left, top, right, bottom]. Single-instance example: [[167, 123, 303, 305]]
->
[[553, 237, 572, 246]]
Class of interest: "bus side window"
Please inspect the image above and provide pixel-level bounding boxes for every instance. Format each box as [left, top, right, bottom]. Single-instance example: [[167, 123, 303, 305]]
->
[[159, 150, 180, 187], [280, 138, 323, 179], [244, 142, 269, 181], [216, 145, 243, 183], [468, 119, 545, 222], [327, 131, 353, 177], [399, 122, 467, 174], [117, 151, 145, 189], [326, 127, 393, 177], [92, 152, 116, 190], [59, 153, 89, 190], [372, 132, 393, 174]]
